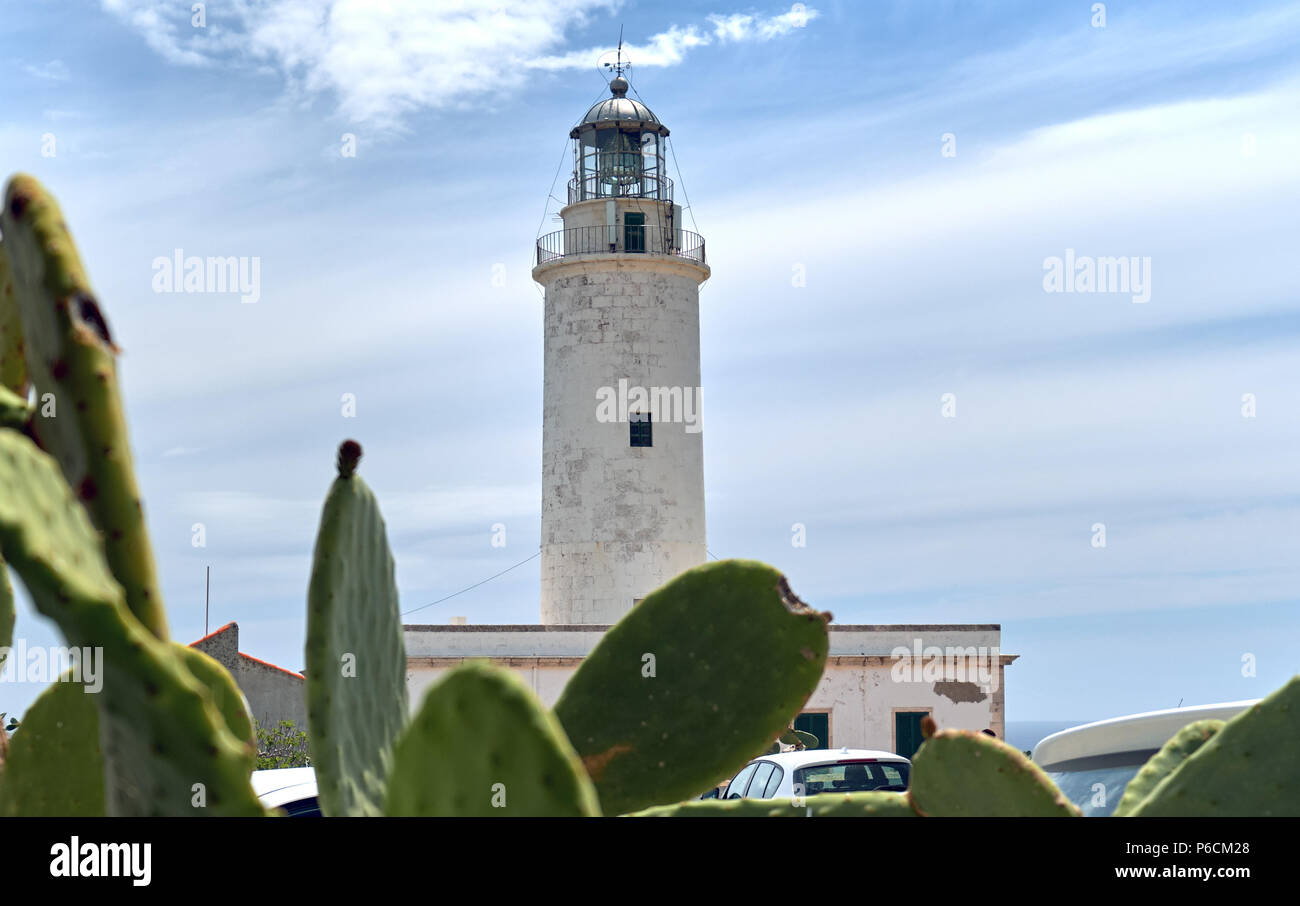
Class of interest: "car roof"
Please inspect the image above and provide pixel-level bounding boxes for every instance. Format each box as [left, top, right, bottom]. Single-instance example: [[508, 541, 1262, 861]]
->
[[1032, 700, 1258, 770], [251, 767, 316, 797], [750, 748, 909, 770]]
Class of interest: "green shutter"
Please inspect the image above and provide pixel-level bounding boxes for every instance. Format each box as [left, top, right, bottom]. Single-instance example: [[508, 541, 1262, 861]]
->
[[895, 711, 929, 760]]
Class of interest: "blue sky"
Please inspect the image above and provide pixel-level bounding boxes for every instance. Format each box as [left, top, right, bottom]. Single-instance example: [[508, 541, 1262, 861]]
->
[[1, 0, 1297, 725]]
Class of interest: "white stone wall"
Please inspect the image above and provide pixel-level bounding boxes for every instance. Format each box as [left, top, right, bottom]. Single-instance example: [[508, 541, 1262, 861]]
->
[[533, 235, 708, 624], [404, 659, 1004, 750], [404, 625, 1010, 749]]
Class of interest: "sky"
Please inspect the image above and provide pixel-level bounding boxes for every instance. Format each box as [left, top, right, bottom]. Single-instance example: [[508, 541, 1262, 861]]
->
[[0, 0, 1297, 726]]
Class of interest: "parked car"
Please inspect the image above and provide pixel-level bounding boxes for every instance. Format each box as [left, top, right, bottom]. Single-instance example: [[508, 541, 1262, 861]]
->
[[713, 748, 911, 802], [1031, 699, 1258, 816], [252, 767, 320, 816]]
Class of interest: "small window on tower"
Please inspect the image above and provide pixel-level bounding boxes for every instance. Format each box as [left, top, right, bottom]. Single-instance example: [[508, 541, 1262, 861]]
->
[[629, 410, 652, 447]]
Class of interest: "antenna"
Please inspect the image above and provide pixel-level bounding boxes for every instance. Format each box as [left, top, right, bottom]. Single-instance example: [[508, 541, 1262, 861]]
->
[[599, 27, 632, 82], [205, 565, 210, 636]]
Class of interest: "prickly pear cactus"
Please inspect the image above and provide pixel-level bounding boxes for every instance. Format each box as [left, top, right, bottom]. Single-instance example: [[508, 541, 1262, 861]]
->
[[1112, 719, 1223, 817], [908, 719, 1081, 817], [385, 661, 600, 817], [305, 440, 408, 817], [0, 428, 263, 816], [632, 791, 918, 817], [553, 560, 831, 816], [792, 729, 818, 748], [1125, 677, 1299, 816], [0, 386, 30, 429], [0, 677, 105, 816], [0, 553, 12, 664], [173, 643, 256, 751], [0, 175, 167, 640], [0, 240, 26, 397]]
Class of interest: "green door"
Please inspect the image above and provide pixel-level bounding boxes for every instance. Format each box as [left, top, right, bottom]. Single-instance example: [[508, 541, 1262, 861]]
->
[[895, 711, 929, 760], [624, 212, 645, 252], [794, 712, 829, 750]]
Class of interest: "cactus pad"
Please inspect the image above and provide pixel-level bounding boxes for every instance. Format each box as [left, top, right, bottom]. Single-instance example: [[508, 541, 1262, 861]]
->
[[0, 677, 105, 816], [305, 440, 408, 816], [385, 661, 600, 816], [0, 429, 263, 815], [632, 791, 918, 817], [0, 386, 31, 430], [553, 559, 831, 816], [0, 553, 12, 664], [1, 174, 167, 640], [1126, 677, 1300, 816], [173, 643, 256, 751], [0, 240, 26, 397], [909, 726, 1081, 817], [1113, 719, 1223, 817]]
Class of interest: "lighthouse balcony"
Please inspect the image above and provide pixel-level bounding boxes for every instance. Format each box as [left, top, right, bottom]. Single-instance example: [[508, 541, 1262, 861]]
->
[[536, 224, 706, 267]]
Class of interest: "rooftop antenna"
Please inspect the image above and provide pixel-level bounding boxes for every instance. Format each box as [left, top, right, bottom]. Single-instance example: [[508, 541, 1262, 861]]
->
[[205, 565, 210, 636], [599, 26, 632, 83]]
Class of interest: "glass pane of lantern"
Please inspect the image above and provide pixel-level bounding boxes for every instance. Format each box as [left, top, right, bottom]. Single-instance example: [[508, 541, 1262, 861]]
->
[[598, 128, 642, 188]]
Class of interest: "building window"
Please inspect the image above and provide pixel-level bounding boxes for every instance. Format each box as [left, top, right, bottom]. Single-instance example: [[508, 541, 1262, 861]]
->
[[629, 410, 652, 447], [894, 710, 931, 760]]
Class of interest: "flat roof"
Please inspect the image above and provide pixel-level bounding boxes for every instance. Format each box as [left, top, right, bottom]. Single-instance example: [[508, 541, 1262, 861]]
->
[[404, 623, 1001, 632]]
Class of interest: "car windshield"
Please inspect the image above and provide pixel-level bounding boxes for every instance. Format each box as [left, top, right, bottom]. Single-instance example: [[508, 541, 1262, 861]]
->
[[793, 760, 909, 794]]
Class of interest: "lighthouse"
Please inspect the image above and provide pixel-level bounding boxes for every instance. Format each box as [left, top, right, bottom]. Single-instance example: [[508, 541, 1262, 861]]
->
[[533, 71, 709, 624], [405, 71, 1012, 750]]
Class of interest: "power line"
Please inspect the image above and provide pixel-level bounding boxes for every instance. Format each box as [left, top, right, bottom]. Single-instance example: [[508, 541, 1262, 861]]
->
[[401, 549, 541, 617], [666, 136, 701, 235]]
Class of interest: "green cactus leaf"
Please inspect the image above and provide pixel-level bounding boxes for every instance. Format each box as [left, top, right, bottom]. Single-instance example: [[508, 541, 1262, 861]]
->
[[553, 559, 831, 816], [0, 554, 12, 664], [0, 385, 32, 430], [1113, 719, 1224, 817], [385, 661, 600, 816], [0, 677, 105, 816], [630, 791, 918, 817], [793, 729, 818, 748], [173, 643, 256, 751], [0, 175, 167, 640], [0, 428, 263, 815], [1127, 677, 1300, 816], [305, 441, 408, 817], [0, 239, 26, 397], [909, 728, 1081, 817]]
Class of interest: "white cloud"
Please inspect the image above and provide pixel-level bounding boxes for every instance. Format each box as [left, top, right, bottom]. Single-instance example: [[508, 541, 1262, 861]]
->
[[22, 59, 71, 81], [708, 5, 819, 42], [100, 1, 817, 125]]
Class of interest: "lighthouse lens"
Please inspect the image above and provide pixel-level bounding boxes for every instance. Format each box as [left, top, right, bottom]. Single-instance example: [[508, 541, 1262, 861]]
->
[[597, 128, 643, 188]]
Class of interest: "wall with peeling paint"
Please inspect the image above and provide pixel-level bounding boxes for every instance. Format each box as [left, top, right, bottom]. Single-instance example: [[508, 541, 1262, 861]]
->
[[404, 624, 1013, 751]]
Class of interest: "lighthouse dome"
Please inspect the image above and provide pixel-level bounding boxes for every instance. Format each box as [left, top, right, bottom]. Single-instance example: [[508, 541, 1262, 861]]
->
[[570, 77, 669, 137]]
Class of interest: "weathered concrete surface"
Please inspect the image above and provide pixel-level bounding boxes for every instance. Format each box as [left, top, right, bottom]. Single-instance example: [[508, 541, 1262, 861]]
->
[[405, 623, 1015, 748], [534, 196, 709, 624], [191, 622, 307, 731]]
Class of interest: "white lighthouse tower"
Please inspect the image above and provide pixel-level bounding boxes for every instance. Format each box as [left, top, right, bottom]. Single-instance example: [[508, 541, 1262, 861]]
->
[[533, 69, 709, 625]]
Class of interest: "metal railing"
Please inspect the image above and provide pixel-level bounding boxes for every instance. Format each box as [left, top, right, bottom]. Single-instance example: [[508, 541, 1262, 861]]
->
[[536, 224, 706, 267], [568, 173, 674, 204]]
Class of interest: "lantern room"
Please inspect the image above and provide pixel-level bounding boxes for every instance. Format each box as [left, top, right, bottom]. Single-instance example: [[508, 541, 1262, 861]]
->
[[569, 75, 671, 203]]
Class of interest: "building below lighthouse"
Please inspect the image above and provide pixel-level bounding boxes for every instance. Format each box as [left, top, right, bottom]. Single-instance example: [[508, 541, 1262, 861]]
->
[[403, 73, 1015, 762]]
